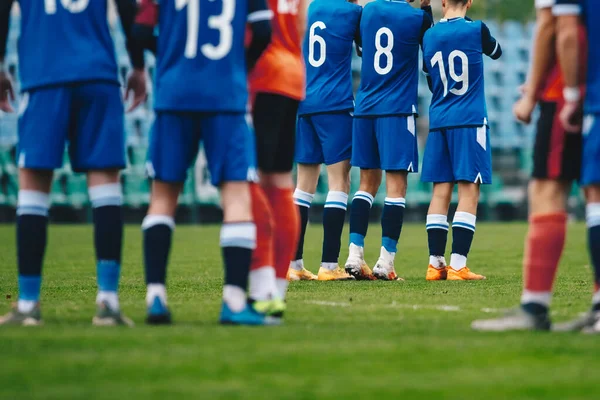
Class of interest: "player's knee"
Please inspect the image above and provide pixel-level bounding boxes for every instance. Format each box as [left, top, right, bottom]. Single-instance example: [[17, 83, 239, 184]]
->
[[221, 181, 252, 222], [584, 184, 600, 203], [431, 183, 453, 205], [528, 180, 569, 214], [358, 168, 382, 196], [384, 170, 408, 198], [326, 161, 351, 193], [18, 168, 53, 193], [296, 163, 321, 193], [87, 169, 120, 187], [457, 182, 480, 211], [147, 180, 181, 217]]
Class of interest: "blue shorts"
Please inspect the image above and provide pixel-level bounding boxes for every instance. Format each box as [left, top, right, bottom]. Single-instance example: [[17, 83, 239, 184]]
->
[[147, 112, 251, 186], [18, 83, 125, 172], [351, 115, 418, 171], [421, 125, 492, 184], [295, 111, 352, 165], [582, 113, 600, 186]]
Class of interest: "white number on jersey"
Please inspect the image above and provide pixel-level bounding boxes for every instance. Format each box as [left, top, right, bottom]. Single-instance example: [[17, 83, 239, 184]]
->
[[278, 0, 300, 15], [176, 0, 235, 60], [430, 50, 469, 97], [308, 21, 327, 68], [44, 0, 89, 14], [374, 27, 393, 76]]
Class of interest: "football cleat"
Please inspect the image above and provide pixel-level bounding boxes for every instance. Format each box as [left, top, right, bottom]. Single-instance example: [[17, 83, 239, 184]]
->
[[146, 296, 172, 325], [92, 301, 134, 327], [0, 303, 42, 326], [287, 264, 318, 281], [472, 307, 551, 331], [344, 243, 376, 280], [372, 247, 403, 281], [447, 267, 486, 280], [219, 302, 280, 326], [426, 265, 448, 281], [553, 311, 600, 333], [317, 266, 356, 281]]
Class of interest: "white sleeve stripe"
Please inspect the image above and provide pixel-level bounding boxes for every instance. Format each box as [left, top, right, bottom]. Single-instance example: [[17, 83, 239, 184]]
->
[[552, 4, 582, 16], [248, 10, 274, 23], [490, 41, 500, 57], [535, 0, 555, 9]]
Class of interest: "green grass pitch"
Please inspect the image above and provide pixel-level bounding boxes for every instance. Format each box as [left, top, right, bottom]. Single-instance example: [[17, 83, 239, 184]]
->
[[0, 223, 599, 399]]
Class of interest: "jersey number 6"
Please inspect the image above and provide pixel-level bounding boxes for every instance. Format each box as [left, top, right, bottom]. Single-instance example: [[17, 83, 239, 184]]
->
[[430, 50, 469, 97], [308, 21, 326, 68], [176, 0, 234, 60]]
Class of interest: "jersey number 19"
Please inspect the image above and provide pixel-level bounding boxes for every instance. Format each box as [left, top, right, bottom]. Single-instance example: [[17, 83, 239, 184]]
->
[[176, 0, 234, 60], [430, 50, 469, 97]]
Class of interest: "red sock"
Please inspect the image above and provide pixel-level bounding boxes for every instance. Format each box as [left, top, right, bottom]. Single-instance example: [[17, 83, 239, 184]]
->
[[250, 183, 274, 271], [523, 213, 567, 294], [263, 186, 300, 279]]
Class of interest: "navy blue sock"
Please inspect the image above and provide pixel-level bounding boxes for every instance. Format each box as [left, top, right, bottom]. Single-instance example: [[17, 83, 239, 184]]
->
[[16, 190, 50, 303], [349, 191, 373, 247], [381, 197, 405, 253], [587, 204, 600, 310], [451, 211, 476, 262], [293, 189, 314, 261], [90, 184, 124, 293], [426, 214, 449, 258], [322, 191, 348, 263], [221, 222, 256, 291], [143, 216, 175, 285]]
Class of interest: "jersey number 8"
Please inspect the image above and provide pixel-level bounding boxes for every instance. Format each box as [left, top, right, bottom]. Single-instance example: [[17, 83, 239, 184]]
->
[[430, 50, 469, 97], [374, 27, 393, 76], [176, 0, 234, 60], [44, 0, 89, 14]]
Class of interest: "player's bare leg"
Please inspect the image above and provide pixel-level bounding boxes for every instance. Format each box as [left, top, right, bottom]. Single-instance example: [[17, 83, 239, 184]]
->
[[0, 169, 52, 326], [87, 170, 132, 326], [425, 182, 452, 280], [555, 184, 600, 333], [446, 182, 486, 280], [318, 159, 354, 280], [289, 163, 320, 280], [345, 168, 381, 280], [372, 170, 407, 281], [142, 180, 181, 325]]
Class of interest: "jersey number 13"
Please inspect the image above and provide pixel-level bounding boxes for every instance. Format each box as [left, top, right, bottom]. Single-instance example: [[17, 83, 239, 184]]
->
[[176, 0, 234, 60]]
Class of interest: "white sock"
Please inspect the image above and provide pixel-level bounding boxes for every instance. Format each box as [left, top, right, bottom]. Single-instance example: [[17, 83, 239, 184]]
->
[[449, 254, 467, 270], [146, 283, 167, 306], [290, 259, 304, 271], [379, 246, 395, 263], [17, 300, 36, 313], [321, 262, 338, 271], [276, 278, 289, 300], [348, 243, 364, 258], [521, 290, 552, 307], [248, 266, 277, 301], [293, 189, 314, 208], [429, 256, 447, 269], [223, 284, 247, 313], [97, 291, 120, 311]]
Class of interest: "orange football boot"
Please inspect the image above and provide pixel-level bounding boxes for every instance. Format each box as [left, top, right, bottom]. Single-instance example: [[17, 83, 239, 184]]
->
[[447, 267, 486, 280], [426, 265, 448, 281]]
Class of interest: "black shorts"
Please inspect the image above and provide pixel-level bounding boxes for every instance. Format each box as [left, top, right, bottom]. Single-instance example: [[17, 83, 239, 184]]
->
[[532, 101, 582, 181], [252, 92, 299, 173]]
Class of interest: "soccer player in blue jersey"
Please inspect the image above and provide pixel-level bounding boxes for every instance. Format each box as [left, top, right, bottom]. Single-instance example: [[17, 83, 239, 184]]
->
[[421, 0, 501, 281], [0, 0, 147, 326], [133, 0, 274, 325], [289, 0, 362, 282], [344, 0, 432, 281], [474, 0, 600, 332]]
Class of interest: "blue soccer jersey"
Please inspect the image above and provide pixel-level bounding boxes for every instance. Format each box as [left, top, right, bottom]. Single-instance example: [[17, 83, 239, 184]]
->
[[354, 0, 432, 117], [298, 0, 362, 116], [423, 18, 501, 130], [13, 0, 120, 91], [155, 0, 257, 112]]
